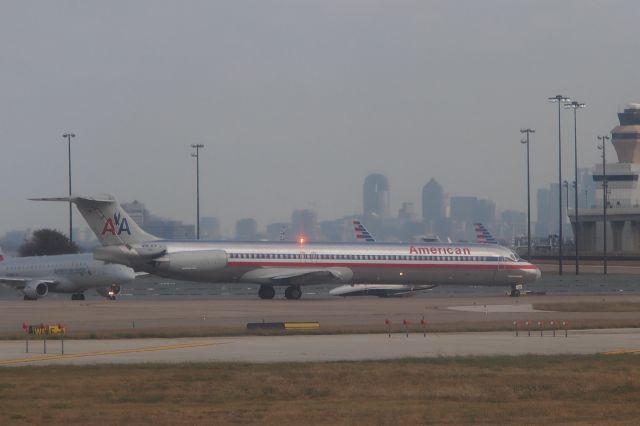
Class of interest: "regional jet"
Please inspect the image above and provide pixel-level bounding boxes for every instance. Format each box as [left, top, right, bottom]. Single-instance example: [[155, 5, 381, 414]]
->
[[31, 195, 541, 299], [0, 252, 135, 300]]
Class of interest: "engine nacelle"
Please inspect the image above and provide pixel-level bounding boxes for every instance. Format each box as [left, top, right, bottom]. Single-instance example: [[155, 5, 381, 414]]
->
[[96, 284, 122, 299], [23, 281, 49, 299], [154, 250, 228, 275]]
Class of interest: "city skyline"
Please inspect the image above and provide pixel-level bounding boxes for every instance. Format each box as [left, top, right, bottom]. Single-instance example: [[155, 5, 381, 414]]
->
[[1, 171, 594, 248], [1, 2, 638, 236]]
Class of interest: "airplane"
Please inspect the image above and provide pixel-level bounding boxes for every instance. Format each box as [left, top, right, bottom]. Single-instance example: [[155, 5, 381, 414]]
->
[[31, 195, 541, 299], [0, 252, 135, 300], [331, 222, 500, 298]]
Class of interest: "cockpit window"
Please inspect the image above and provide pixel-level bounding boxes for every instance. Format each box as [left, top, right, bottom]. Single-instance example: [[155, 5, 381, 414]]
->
[[506, 251, 520, 262]]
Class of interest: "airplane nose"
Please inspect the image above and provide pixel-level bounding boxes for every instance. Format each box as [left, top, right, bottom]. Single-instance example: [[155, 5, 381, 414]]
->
[[526, 265, 542, 282]]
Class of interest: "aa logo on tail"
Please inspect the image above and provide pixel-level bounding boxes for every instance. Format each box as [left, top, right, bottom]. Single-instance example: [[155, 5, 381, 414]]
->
[[102, 212, 131, 236]]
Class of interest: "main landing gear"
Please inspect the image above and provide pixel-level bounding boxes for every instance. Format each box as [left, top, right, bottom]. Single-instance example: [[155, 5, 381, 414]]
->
[[257, 285, 302, 300], [71, 293, 86, 301], [284, 285, 302, 300], [258, 285, 275, 300]]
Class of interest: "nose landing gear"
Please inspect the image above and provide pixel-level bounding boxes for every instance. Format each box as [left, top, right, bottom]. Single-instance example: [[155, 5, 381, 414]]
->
[[509, 284, 523, 297]]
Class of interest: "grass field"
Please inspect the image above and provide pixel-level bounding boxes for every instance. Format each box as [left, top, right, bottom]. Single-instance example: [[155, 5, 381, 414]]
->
[[1, 355, 640, 425]]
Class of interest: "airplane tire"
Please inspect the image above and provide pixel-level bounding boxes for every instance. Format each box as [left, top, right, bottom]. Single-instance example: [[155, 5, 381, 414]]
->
[[258, 285, 275, 300], [71, 293, 86, 301], [284, 285, 302, 300], [23, 295, 37, 301], [510, 289, 521, 297]]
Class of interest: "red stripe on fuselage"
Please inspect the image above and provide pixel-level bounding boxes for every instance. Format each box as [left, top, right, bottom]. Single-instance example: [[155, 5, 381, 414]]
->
[[226, 261, 537, 270]]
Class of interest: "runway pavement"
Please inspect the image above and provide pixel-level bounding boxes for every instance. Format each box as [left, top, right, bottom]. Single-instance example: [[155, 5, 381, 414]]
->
[[1, 294, 639, 336], [1, 294, 638, 366], [1, 328, 639, 366]]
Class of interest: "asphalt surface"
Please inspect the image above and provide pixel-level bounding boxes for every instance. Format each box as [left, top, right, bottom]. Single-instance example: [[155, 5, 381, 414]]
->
[[0, 293, 638, 365], [2, 294, 640, 335], [2, 270, 639, 365], [1, 328, 639, 366]]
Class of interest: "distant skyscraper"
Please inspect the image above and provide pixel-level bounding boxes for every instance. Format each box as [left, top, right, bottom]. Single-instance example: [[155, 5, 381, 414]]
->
[[363, 174, 390, 218], [422, 178, 445, 221], [476, 199, 496, 224], [449, 196, 478, 223], [266, 222, 290, 241], [122, 200, 195, 239], [577, 167, 595, 209], [399, 202, 418, 221], [449, 196, 495, 225], [535, 187, 551, 237], [235, 218, 258, 241], [200, 217, 221, 240]]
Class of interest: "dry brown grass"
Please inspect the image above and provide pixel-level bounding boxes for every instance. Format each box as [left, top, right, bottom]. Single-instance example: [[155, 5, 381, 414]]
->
[[1, 355, 640, 425], [534, 301, 640, 313]]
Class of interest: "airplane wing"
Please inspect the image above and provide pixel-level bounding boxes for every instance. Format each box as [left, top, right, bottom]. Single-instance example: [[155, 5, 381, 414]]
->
[[239, 267, 353, 286]]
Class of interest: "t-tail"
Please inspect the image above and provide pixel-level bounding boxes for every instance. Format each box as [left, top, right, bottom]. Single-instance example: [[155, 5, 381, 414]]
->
[[29, 195, 157, 246], [474, 223, 498, 244]]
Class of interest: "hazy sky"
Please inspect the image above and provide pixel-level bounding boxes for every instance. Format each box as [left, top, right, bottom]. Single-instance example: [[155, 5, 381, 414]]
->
[[1, 1, 638, 236]]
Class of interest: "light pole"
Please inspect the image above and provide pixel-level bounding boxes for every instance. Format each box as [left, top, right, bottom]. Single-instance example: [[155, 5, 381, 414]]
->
[[563, 180, 569, 216], [565, 101, 586, 274], [598, 135, 610, 275], [520, 128, 535, 261], [548, 94, 571, 275], [62, 132, 76, 243], [191, 144, 204, 240]]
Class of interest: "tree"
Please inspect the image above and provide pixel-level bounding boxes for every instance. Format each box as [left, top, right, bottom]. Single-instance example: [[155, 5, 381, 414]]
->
[[18, 229, 80, 257]]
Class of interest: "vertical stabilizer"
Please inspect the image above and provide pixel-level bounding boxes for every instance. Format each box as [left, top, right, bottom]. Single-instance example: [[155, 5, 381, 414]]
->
[[474, 223, 498, 244], [30, 195, 158, 246], [353, 220, 376, 242]]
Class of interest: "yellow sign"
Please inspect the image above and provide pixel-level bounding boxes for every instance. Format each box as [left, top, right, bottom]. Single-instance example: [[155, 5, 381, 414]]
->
[[23, 323, 65, 336]]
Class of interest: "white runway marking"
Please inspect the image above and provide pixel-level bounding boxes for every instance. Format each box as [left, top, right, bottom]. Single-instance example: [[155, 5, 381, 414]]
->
[[447, 303, 545, 313]]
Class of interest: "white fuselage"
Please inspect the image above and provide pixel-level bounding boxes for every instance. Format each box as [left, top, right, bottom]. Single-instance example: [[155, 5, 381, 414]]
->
[[0, 253, 135, 294], [101, 240, 540, 287]]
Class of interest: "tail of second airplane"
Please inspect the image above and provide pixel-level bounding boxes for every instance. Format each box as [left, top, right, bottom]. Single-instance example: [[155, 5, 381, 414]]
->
[[353, 220, 376, 242], [474, 223, 498, 244], [30, 195, 158, 246]]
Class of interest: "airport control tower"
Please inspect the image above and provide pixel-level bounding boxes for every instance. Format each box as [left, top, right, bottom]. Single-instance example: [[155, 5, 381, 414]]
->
[[571, 104, 640, 254]]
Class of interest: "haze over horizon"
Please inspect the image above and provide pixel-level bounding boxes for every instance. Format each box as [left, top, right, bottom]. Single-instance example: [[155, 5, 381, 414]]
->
[[1, 1, 638, 236]]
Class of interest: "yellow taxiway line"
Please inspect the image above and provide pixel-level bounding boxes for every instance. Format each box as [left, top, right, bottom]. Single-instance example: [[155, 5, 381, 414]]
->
[[601, 348, 640, 356], [0, 340, 225, 366]]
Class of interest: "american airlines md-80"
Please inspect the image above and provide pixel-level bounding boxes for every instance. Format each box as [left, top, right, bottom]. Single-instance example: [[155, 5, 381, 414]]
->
[[32, 195, 541, 299]]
